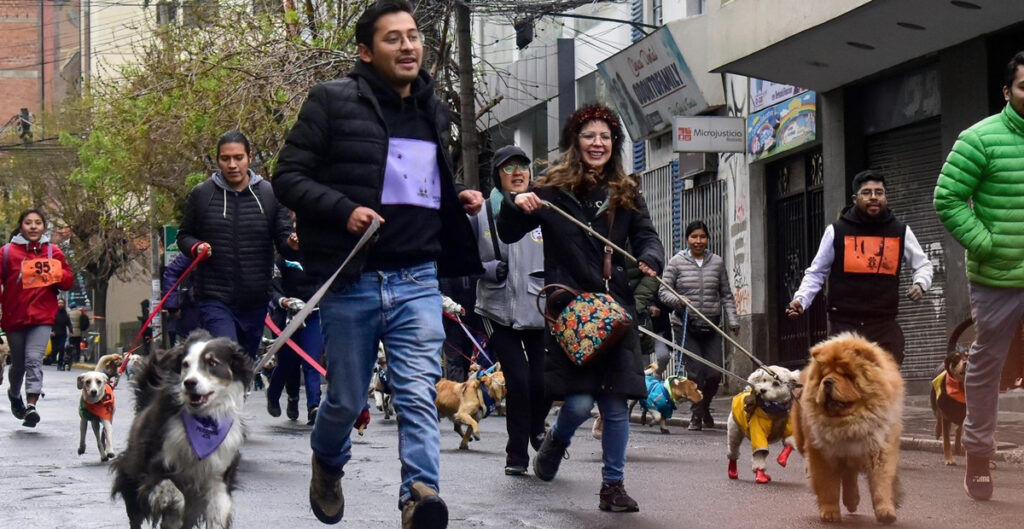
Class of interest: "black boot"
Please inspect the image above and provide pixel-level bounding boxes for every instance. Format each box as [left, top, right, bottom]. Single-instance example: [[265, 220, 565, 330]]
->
[[687, 410, 702, 431], [702, 405, 715, 429], [599, 480, 640, 512], [532, 430, 569, 482]]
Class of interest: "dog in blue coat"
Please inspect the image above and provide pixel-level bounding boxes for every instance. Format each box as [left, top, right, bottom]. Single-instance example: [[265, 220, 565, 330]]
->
[[630, 363, 704, 434]]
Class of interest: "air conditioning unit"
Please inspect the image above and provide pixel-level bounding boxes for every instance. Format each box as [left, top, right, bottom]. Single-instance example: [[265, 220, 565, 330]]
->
[[678, 152, 719, 179]]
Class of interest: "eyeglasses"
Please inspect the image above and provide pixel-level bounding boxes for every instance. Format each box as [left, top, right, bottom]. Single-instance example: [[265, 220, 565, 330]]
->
[[501, 163, 530, 174], [578, 132, 614, 144], [858, 189, 886, 198]]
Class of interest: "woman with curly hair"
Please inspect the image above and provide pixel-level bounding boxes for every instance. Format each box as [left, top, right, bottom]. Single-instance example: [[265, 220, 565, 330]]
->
[[497, 103, 664, 513]]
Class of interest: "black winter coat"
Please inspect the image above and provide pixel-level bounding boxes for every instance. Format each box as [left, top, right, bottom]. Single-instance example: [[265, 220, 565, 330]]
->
[[177, 172, 294, 310], [497, 186, 665, 399], [272, 64, 481, 285]]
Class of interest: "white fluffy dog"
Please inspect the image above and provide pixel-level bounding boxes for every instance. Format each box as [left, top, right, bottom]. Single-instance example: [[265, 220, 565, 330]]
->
[[727, 365, 801, 483], [78, 371, 116, 462]]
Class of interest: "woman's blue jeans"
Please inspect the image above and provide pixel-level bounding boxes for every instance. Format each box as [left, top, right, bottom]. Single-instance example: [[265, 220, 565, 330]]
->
[[551, 393, 630, 482]]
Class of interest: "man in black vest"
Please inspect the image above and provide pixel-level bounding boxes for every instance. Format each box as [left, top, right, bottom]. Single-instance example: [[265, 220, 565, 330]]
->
[[785, 170, 934, 364], [177, 130, 295, 360]]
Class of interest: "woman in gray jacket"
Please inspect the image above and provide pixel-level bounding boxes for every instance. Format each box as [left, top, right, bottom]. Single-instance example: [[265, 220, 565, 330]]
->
[[470, 145, 550, 475], [658, 220, 739, 430]]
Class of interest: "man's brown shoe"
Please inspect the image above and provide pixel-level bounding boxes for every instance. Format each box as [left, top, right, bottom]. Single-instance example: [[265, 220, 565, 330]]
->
[[309, 454, 344, 524], [401, 482, 448, 529]]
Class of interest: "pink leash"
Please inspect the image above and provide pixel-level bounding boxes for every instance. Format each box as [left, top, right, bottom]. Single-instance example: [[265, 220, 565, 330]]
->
[[118, 251, 209, 375], [263, 315, 326, 376]]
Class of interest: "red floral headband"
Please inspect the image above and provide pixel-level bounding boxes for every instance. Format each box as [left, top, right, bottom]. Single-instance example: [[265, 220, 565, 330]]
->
[[560, 104, 624, 150]]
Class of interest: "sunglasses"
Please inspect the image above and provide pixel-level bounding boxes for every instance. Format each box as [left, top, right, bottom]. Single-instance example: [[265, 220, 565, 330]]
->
[[501, 163, 531, 174]]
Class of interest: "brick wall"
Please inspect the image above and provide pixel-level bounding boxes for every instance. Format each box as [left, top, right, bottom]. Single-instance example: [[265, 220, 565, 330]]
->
[[0, 3, 41, 122]]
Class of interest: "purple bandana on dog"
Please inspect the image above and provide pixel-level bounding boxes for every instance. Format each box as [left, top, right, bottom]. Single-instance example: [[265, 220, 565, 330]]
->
[[181, 410, 234, 459]]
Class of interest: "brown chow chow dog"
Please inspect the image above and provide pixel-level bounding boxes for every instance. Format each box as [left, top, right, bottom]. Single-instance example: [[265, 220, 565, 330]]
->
[[794, 332, 904, 524]]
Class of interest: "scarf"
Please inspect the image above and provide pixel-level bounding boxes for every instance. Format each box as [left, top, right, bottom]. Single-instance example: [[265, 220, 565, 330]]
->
[[181, 410, 235, 460]]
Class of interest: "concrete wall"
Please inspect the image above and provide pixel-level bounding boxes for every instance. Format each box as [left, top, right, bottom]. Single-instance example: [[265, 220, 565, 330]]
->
[[707, 0, 868, 70], [103, 262, 152, 353], [938, 38, 989, 329], [88, 5, 151, 80]]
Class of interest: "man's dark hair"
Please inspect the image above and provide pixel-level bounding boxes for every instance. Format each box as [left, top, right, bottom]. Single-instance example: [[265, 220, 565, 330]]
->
[[356, 0, 414, 50], [851, 169, 885, 194], [1004, 51, 1024, 89], [217, 130, 251, 156]]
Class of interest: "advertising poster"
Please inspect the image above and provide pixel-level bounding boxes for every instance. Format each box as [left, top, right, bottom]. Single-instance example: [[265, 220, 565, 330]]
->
[[746, 91, 817, 162], [749, 78, 807, 112], [598, 26, 708, 141]]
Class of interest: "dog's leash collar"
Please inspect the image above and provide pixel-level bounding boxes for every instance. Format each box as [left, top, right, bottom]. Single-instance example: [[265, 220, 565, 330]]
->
[[759, 399, 792, 416]]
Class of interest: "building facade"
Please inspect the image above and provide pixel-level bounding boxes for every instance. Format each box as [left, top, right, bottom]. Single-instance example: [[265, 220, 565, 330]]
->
[[474, 0, 1024, 387]]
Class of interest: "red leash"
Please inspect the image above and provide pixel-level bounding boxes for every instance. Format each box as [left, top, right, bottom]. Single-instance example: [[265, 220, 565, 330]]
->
[[263, 315, 326, 376], [118, 251, 209, 375]]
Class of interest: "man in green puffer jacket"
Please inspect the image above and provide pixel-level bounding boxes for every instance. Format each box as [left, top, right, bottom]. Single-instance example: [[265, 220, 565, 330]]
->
[[934, 51, 1024, 503]]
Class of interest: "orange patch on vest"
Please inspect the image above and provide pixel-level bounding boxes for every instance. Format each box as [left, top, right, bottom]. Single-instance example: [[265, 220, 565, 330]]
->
[[842, 236, 900, 275]]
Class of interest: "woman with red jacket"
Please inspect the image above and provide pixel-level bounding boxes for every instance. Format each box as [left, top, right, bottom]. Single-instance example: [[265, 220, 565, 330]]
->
[[2, 209, 75, 427]]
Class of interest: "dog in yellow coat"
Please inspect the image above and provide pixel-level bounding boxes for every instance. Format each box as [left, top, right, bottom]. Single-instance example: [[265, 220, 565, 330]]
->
[[727, 366, 800, 483]]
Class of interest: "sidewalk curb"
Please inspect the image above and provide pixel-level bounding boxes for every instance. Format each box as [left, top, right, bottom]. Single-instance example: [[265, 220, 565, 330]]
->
[[627, 412, 1024, 465], [898, 435, 1024, 464]]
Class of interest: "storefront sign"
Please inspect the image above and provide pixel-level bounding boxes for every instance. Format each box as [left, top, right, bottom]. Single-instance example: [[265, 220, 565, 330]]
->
[[747, 91, 817, 162], [597, 26, 708, 141], [749, 79, 807, 112], [673, 116, 745, 152]]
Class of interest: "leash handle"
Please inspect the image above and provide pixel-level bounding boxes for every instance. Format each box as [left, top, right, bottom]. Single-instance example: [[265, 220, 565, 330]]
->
[[119, 252, 209, 374], [256, 218, 380, 373], [539, 199, 777, 381]]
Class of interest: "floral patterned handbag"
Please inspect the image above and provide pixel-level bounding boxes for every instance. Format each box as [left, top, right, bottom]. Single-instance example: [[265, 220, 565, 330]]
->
[[535, 210, 632, 366]]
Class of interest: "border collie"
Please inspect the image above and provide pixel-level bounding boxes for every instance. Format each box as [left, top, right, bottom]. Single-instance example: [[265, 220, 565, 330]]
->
[[112, 330, 252, 529]]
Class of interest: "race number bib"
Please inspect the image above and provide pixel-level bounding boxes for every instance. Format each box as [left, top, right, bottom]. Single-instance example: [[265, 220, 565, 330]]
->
[[21, 258, 62, 289]]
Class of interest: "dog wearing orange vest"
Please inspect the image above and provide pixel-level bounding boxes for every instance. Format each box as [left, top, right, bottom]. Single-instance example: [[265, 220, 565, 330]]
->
[[78, 371, 116, 462], [931, 348, 968, 466]]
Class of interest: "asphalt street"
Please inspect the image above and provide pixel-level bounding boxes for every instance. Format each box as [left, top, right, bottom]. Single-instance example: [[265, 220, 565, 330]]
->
[[3, 366, 1024, 528]]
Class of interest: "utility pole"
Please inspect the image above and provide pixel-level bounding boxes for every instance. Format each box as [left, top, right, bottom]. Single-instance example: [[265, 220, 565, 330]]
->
[[455, 0, 478, 189], [82, 0, 91, 94]]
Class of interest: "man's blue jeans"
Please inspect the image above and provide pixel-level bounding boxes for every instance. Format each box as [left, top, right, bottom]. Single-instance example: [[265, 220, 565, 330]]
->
[[551, 393, 630, 482], [311, 262, 444, 502], [198, 300, 267, 358]]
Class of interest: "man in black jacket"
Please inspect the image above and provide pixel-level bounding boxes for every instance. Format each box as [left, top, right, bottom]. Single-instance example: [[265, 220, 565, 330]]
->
[[177, 130, 295, 359], [273, 2, 482, 527]]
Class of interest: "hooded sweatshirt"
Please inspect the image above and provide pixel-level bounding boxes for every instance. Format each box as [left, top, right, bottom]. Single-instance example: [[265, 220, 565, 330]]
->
[[0, 233, 75, 331], [177, 169, 294, 309], [827, 204, 906, 320], [350, 61, 443, 271]]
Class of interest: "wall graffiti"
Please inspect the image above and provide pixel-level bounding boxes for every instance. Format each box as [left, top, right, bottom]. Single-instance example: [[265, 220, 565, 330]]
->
[[723, 74, 751, 316]]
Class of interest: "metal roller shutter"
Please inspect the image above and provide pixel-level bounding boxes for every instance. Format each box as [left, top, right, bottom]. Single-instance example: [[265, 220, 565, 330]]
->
[[865, 118, 946, 380]]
